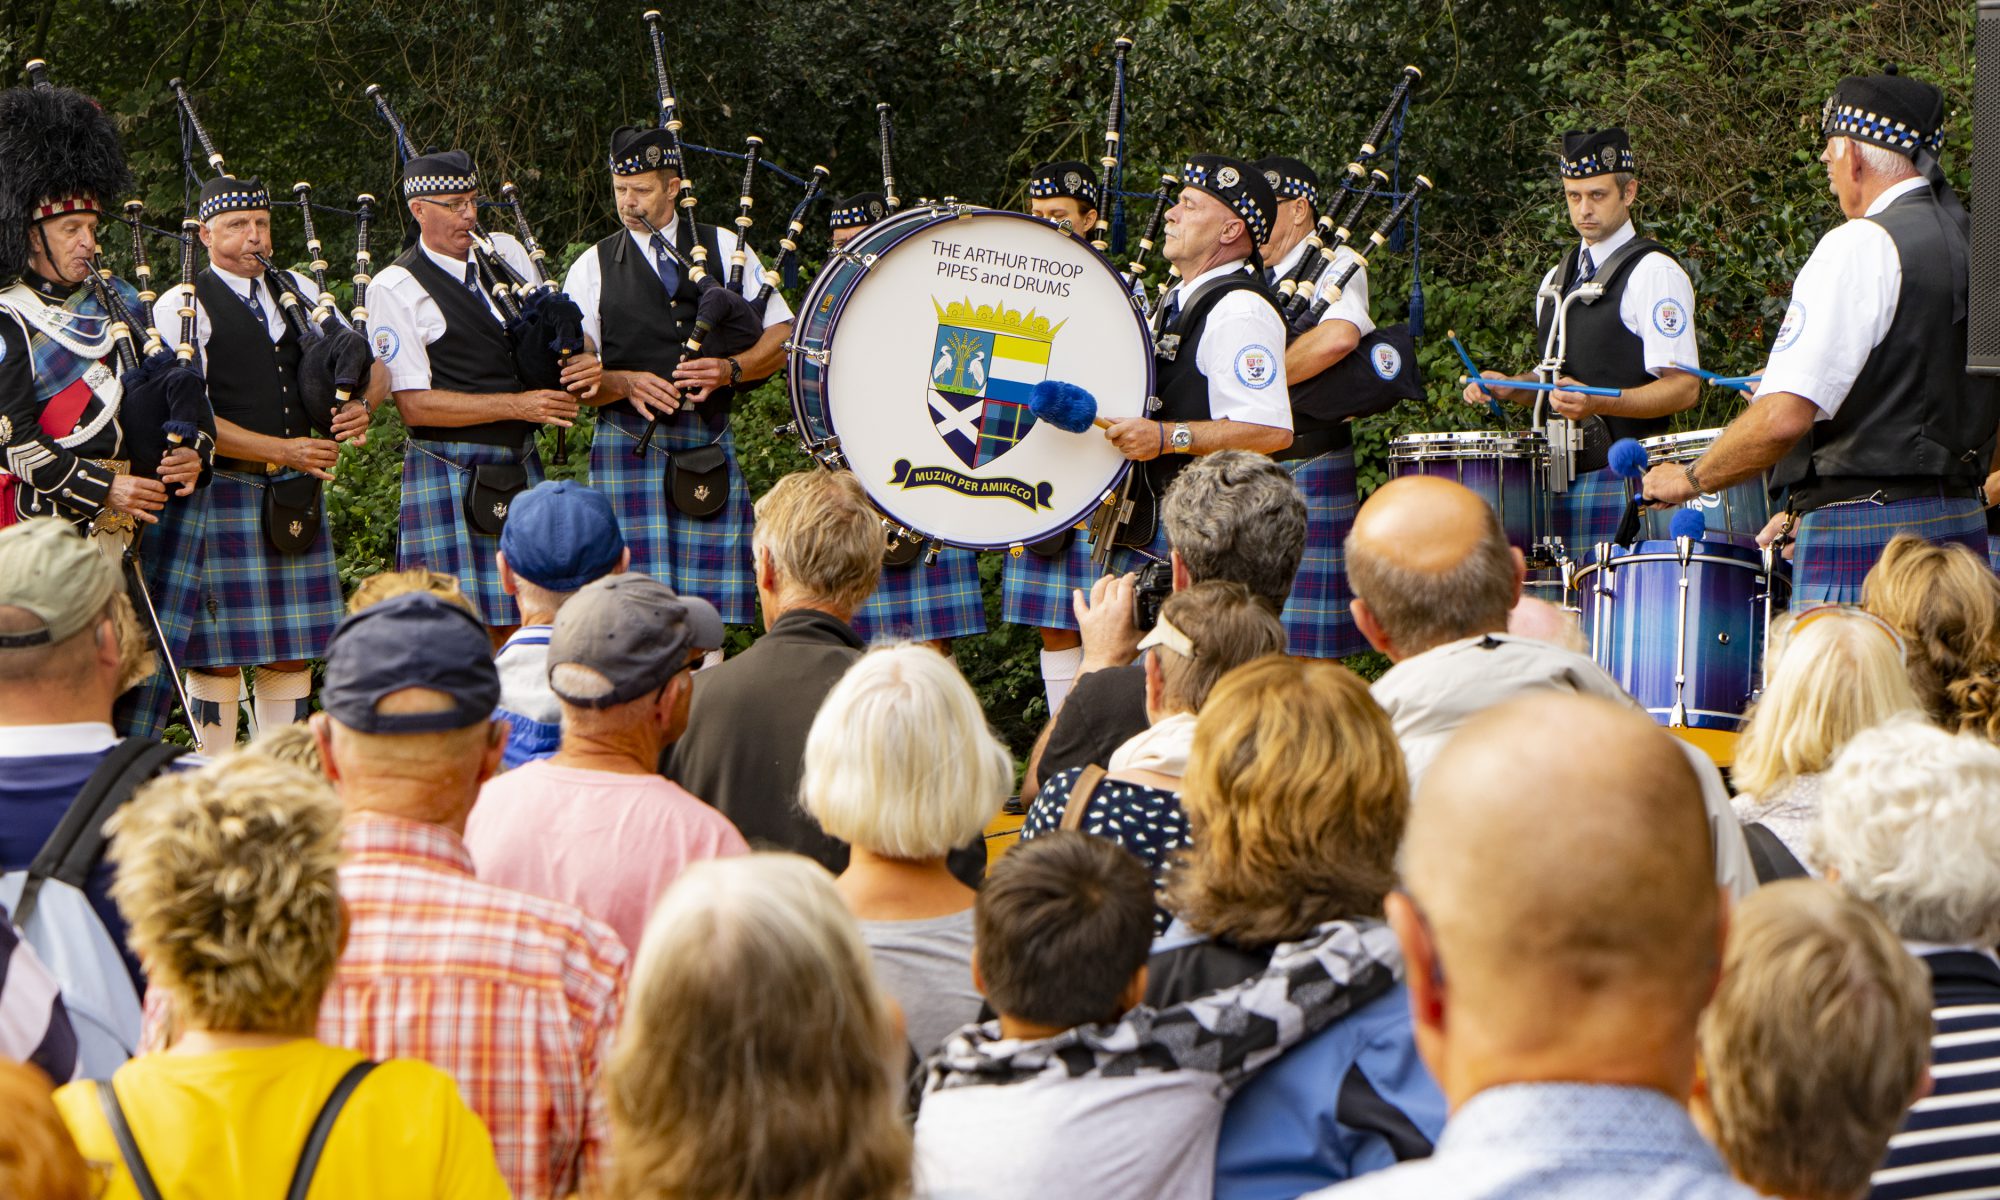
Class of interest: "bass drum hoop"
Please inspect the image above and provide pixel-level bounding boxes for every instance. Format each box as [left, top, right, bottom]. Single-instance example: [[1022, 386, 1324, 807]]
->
[[790, 206, 1152, 552]]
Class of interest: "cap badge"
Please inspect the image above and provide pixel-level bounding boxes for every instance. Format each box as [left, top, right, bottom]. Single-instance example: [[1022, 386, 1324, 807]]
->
[[868, 200, 885, 219], [645, 144, 663, 166], [1063, 170, 1083, 192], [1263, 169, 1281, 188], [1216, 166, 1240, 188]]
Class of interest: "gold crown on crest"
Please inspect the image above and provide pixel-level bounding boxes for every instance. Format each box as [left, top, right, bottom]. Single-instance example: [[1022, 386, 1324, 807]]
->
[[932, 297, 1068, 343]]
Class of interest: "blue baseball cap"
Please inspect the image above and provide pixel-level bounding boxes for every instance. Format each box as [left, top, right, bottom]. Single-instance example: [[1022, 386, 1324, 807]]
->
[[498, 480, 626, 592], [321, 592, 501, 733]]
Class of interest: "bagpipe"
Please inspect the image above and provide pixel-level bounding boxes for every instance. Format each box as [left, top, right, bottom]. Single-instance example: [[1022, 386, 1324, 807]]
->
[[169, 77, 372, 441]]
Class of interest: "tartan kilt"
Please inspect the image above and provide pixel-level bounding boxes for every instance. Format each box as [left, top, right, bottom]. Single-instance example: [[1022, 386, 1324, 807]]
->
[[850, 546, 988, 643], [399, 437, 543, 626], [1793, 495, 1986, 605], [1280, 449, 1366, 660], [1554, 466, 1633, 562], [1103, 517, 1172, 578], [589, 405, 757, 625], [1000, 529, 1100, 630], [1988, 533, 2000, 574], [119, 490, 208, 740], [181, 470, 345, 667]]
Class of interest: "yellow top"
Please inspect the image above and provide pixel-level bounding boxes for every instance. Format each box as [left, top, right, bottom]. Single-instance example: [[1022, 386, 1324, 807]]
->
[[55, 1039, 509, 1200]]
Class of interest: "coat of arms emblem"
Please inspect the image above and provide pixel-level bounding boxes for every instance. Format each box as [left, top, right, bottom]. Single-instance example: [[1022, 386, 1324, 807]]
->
[[927, 298, 1067, 470]]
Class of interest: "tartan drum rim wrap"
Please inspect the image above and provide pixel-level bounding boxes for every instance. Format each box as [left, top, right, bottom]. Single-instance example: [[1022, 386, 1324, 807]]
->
[[1793, 495, 1986, 605], [399, 436, 543, 626], [1556, 466, 1634, 562], [1281, 448, 1367, 660], [591, 405, 757, 626], [183, 470, 345, 667], [849, 544, 989, 643], [1000, 527, 1099, 630]]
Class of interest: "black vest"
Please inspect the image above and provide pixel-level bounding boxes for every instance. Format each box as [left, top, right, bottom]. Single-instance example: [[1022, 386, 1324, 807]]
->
[[1149, 271, 1282, 494], [596, 222, 727, 376], [1775, 186, 1993, 496], [393, 244, 533, 446], [1533, 236, 1676, 442], [193, 269, 307, 439]]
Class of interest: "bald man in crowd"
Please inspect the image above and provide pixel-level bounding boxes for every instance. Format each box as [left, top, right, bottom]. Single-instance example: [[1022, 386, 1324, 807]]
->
[[1308, 694, 1755, 1199], [1346, 475, 1754, 897]]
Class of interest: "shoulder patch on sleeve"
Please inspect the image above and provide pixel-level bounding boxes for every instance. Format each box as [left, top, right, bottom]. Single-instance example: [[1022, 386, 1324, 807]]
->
[[372, 327, 401, 363], [1772, 300, 1806, 353], [1651, 297, 1688, 339], [1233, 344, 1277, 390]]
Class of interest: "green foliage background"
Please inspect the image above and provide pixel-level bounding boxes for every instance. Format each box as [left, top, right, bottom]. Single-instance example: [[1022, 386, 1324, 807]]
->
[[7, 0, 1978, 753]]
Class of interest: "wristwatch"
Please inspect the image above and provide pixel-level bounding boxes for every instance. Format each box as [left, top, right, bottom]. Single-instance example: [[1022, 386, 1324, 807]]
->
[[726, 356, 743, 386], [1681, 461, 1703, 495], [1169, 421, 1193, 454]]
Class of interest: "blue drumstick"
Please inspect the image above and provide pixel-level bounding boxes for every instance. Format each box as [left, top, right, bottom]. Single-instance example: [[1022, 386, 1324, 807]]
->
[[1713, 374, 1762, 391], [1456, 375, 1620, 398], [1445, 329, 1507, 425], [1673, 362, 1760, 394]]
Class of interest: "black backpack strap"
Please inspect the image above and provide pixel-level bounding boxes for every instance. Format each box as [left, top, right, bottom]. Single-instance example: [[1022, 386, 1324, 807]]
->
[[284, 1060, 380, 1200], [96, 1079, 167, 1200], [13, 738, 177, 927], [1742, 821, 1809, 884]]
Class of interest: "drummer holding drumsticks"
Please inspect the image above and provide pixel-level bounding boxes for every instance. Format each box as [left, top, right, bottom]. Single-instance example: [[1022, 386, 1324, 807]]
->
[[1100, 156, 1293, 573], [1640, 72, 1993, 605], [1463, 128, 1699, 561]]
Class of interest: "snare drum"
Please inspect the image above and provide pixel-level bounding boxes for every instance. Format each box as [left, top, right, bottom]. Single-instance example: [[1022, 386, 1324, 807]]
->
[[1387, 431, 1547, 551], [1638, 429, 1775, 546], [1572, 538, 1789, 731], [788, 206, 1152, 551]]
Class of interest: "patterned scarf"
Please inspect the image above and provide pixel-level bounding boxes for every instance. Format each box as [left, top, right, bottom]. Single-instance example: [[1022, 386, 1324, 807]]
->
[[0, 278, 133, 447]]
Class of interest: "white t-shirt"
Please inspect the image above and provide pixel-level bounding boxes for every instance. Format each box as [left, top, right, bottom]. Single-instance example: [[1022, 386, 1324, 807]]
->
[[1753, 176, 1928, 420], [1159, 261, 1292, 429], [1534, 218, 1700, 376], [367, 230, 537, 392]]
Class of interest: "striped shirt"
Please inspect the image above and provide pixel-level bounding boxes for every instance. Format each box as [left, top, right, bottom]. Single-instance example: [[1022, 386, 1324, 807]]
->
[[0, 911, 77, 1083], [318, 812, 628, 1200], [1874, 949, 2000, 1199]]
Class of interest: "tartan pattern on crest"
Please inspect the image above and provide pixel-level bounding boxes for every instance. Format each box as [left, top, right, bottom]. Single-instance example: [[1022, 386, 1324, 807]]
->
[[1793, 495, 1985, 605], [974, 400, 1036, 467], [181, 470, 345, 667], [1280, 449, 1366, 660], [399, 437, 542, 626], [590, 405, 757, 625], [850, 546, 988, 642]]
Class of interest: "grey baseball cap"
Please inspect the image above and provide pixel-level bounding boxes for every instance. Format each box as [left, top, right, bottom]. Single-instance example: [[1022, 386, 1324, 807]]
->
[[0, 518, 120, 648], [547, 573, 724, 709]]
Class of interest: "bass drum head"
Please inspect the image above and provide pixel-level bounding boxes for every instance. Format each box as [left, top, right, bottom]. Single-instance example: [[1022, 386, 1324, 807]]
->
[[811, 208, 1151, 551]]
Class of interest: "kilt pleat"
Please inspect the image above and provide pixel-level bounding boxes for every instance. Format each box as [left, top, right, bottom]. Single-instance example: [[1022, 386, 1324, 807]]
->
[[850, 546, 988, 642], [119, 489, 208, 740], [182, 471, 345, 667], [399, 437, 542, 626], [590, 405, 757, 625], [1000, 532, 1099, 630], [1279, 449, 1366, 660], [1794, 495, 1986, 605]]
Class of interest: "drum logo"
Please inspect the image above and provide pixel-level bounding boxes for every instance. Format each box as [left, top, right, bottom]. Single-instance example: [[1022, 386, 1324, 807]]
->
[[927, 298, 1065, 470]]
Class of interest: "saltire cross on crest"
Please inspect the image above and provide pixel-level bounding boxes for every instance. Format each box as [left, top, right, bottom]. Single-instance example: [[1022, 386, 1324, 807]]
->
[[927, 298, 1067, 469]]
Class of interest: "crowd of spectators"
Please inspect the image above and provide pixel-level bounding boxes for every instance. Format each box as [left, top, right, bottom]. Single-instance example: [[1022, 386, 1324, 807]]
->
[[3, 456, 1999, 1200]]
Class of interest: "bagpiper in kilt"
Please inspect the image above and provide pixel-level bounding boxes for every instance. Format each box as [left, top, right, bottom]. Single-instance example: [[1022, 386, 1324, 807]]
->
[[561, 125, 794, 627], [131, 174, 385, 746], [367, 149, 573, 630], [1639, 72, 1996, 604]]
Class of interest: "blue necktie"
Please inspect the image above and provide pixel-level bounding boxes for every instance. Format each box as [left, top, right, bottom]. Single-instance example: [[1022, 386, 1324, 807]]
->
[[651, 234, 680, 296], [242, 279, 269, 325], [1571, 247, 1597, 292], [463, 262, 481, 295], [1159, 291, 1182, 330]]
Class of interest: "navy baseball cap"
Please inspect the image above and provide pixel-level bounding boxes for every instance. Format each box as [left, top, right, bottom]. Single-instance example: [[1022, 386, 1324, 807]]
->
[[498, 480, 626, 592], [321, 591, 501, 733]]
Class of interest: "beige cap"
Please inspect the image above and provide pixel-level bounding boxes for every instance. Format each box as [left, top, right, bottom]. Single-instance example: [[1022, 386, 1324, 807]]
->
[[0, 518, 119, 648]]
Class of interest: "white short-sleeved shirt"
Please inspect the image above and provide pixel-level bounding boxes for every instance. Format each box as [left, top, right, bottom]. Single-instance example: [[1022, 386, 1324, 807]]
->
[[1269, 239, 1374, 338], [1161, 261, 1292, 430], [561, 215, 794, 351], [368, 230, 536, 392], [152, 264, 317, 364], [1753, 176, 1927, 420], [1534, 219, 1700, 376]]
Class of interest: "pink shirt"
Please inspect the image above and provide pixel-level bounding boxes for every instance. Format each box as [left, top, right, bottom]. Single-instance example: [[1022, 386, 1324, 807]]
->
[[466, 761, 750, 954]]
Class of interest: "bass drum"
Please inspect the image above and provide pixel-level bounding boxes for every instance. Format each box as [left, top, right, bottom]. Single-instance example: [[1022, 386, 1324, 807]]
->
[[789, 205, 1153, 551]]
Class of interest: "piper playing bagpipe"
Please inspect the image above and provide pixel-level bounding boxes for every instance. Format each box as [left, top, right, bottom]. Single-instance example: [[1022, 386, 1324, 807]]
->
[[0, 75, 202, 537], [364, 87, 591, 636], [559, 123, 793, 628], [132, 86, 393, 745]]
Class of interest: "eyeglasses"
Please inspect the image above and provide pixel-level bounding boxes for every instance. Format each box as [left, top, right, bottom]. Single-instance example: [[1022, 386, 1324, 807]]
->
[[1784, 602, 1908, 665], [415, 197, 478, 216]]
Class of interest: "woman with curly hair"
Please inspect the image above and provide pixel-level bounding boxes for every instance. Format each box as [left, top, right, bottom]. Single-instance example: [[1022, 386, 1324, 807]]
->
[[51, 755, 506, 1198], [1863, 532, 2000, 738]]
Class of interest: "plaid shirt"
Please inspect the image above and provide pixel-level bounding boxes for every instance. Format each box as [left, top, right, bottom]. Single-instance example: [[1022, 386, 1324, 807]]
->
[[319, 812, 628, 1200]]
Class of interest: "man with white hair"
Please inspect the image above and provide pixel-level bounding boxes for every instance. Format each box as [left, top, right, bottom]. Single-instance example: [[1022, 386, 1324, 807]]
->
[[1642, 71, 1994, 603], [1813, 718, 2000, 1199]]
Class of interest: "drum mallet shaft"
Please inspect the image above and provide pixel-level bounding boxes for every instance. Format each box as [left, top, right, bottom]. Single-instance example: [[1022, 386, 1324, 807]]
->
[[1447, 329, 1508, 426], [1672, 362, 1760, 395], [1459, 375, 1620, 399]]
